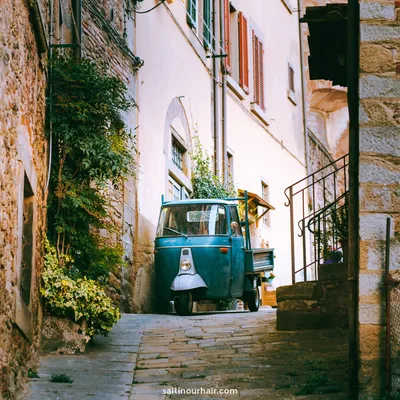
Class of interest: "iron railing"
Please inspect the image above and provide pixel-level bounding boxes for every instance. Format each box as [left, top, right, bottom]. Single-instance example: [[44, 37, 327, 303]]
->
[[284, 153, 349, 283]]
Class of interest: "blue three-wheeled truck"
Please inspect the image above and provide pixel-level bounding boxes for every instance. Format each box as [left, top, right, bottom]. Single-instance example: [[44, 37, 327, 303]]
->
[[154, 191, 275, 315]]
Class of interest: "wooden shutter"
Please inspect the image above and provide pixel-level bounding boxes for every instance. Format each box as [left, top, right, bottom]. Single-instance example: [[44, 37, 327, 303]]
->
[[259, 40, 265, 110], [224, 0, 231, 74], [252, 30, 265, 110], [187, 0, 197, 29], [238, 12, 249, 93], [203, 0, 211, 48]]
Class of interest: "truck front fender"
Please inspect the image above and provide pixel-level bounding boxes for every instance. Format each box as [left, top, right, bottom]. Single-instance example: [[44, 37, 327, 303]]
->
[[171, 274, 208, 292]]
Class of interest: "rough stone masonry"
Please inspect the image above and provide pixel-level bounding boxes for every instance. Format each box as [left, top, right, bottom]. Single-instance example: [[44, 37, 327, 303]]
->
[[0, 0, 48, 398], [358, 0, 400, 397]]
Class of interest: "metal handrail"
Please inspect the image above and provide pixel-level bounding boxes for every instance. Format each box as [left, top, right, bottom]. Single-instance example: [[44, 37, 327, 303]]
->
[[284, 153, 349, 283], [284, 153, 348, 206]]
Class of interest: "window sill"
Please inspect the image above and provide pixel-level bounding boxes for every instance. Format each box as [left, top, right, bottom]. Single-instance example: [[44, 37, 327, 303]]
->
[[250, 103, 269, 126], [227, 75, 247, 101], [287, 90, 297, 105], [281, 0, 293, 14]]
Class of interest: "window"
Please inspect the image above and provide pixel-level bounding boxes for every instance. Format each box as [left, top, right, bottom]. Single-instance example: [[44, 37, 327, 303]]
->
[[288, 64, 295, 93], [203, 0, 211, 48], [252, 31, 265, 110], [168, 176, 189, 201], [20, 174, 35, 306], [157, 204, 228, 236], [261, 181, 270, 227], [227, 152, 234, 185], [224, 1, 249, 94], [288, 63, 296, 104], [187, 0, 198, 29], [172, 139, 184, 170], [238, 12, 249, 93], [229, 206, 242, 237]]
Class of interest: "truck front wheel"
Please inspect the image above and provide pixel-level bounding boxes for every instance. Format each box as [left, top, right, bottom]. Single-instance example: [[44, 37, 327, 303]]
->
[[174, 291, 193, 316], [247, 288, 260, 312]]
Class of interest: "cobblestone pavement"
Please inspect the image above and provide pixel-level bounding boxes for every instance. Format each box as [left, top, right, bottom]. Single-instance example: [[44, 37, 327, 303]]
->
[[26, 308, 349, 399]]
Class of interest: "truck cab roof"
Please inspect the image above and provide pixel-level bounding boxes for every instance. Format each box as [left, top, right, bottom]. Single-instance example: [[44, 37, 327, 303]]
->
[[163, 199, 238, 206]]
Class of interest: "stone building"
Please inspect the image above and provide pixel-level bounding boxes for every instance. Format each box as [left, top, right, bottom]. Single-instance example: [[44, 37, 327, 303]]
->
[[50, 0, 142, 311], [0, 0, 48, 398], [357, 0, 400, 397], [133, 0, 308, 302]]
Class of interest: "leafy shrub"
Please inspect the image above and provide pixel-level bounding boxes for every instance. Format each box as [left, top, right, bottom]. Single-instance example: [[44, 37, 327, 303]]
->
[[41, 239, 120, 336], [191, 136, 235, 199], [47, 54, 136, 279]]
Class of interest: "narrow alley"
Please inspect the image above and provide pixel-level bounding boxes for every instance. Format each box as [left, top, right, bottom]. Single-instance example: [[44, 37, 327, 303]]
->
[[27, 309, 348, 400]]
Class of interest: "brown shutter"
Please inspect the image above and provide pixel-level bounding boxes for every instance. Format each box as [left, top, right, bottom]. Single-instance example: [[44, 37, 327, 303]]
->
[[238, 12, 249, 93], [259, 40, 265, 110], [224, 0, 231, 74], [252, 31, 265, 110], [252, 30, 259, 105]]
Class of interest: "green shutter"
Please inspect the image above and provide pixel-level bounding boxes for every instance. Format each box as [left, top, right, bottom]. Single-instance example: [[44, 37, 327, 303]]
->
[[187, 0, 197, 28], [203, 0, 211, 48]]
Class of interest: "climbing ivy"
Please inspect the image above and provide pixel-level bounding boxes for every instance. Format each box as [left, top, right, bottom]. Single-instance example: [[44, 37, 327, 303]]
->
[[47, 55, 136, 280], [191, 137, 235, 199]]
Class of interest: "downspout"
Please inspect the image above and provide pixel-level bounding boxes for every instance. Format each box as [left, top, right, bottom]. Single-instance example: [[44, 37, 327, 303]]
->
[[73, 0, 82, 59], [45, 0, 54, 192], [347, 0, 360, 397], [297, 0, 310, 178], [213, 0, 221, 176], [220, 0, 227, 184], [297, 0, 311, 282]]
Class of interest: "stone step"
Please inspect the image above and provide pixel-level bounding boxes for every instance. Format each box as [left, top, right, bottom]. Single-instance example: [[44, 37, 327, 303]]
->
[[318, 262, 348, 281], [276, 276, 349, 331], [276, 282, 322, 302]]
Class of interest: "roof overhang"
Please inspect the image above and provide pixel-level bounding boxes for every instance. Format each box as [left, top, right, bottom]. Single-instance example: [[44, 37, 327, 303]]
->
[[300, 4, 348, 87]]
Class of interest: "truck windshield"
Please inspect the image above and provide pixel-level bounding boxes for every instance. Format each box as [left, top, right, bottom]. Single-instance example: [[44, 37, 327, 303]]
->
[[156, 204, 228, 237]]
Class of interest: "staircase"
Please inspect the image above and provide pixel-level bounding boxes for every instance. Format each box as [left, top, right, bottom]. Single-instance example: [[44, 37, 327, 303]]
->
[[278, 154, 349, 330]]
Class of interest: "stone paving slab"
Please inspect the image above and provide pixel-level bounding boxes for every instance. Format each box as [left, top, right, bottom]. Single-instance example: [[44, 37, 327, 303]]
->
[[26, 308, 349, 399]]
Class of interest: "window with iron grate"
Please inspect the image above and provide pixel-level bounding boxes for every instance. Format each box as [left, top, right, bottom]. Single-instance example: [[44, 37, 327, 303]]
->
[[172, 139, 184, 171]]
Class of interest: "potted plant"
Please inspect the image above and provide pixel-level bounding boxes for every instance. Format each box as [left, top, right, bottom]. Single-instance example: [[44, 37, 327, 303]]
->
[[332, 206, 349, 262], [267, 272, 275, 285]]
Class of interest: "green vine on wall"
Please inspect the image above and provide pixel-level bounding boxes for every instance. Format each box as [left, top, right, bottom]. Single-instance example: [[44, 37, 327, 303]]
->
[[190, 136, 235, 199], [47, 55, 136, 280]]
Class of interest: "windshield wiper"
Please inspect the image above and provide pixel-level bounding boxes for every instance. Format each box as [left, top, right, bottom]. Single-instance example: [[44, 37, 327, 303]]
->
[[164, 227, 188, 238]]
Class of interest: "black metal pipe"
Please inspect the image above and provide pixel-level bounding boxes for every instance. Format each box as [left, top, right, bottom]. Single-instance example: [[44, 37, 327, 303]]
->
[[385, 217, 392, 396], [347, 0, 360, 397], [72, 0, 82, 58]]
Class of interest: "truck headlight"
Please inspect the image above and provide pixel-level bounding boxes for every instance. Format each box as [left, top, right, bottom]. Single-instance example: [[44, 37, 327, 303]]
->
[[180, 259, 191, 271]]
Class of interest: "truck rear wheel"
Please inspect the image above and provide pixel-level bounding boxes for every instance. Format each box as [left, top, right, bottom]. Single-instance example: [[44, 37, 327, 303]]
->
[[247, 288, 260, 312], [174, 291, 193, 316]]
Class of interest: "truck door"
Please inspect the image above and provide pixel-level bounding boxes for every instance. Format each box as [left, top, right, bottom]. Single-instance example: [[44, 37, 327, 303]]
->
[[228, 206, 245, 297]]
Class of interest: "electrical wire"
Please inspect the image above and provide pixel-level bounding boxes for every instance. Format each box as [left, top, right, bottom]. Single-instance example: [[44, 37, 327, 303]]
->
[[134, 0, 167, 14]]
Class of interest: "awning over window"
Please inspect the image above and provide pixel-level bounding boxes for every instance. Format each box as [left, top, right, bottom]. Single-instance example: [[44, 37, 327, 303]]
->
[[238, 189, 275, 222]]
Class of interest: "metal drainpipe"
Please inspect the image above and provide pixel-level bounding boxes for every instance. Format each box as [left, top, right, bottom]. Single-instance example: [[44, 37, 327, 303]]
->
[[297, 0, 311, 282], [297, 0, 310, 178], [220, 0, 227, 184], [213, 0, 221, 177], [45, 0, 55, 192], [73, 0, 82, 59], [347, 0, 360, 397]]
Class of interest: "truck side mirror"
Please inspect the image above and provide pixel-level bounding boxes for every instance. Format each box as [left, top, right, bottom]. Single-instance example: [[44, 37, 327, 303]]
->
[[240, 220, 246, 227]]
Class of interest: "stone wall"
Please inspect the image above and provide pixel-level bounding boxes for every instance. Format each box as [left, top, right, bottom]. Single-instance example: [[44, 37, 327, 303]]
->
[[80, 0, 141, 312], [358, 0, 400, 397], [0, 0, 48, 398]]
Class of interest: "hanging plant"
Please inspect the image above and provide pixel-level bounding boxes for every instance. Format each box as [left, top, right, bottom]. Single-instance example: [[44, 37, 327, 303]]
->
[[47, 54, 136, 280]]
